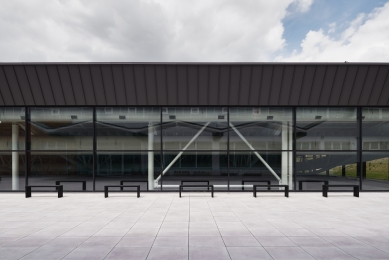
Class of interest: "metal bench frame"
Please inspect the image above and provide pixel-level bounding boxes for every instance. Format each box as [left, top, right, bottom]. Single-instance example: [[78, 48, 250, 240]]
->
[[322, 185, 359, 197], [253, 185, 289, 198], [179, 185, 214, 198], [26, 185, 63, 198], [104, 185, 140, 198]]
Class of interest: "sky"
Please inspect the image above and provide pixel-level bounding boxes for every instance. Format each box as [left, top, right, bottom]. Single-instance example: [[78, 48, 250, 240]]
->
[[0, 0, 388, 62]]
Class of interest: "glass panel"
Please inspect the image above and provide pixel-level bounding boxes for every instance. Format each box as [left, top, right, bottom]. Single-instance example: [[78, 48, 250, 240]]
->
[[229, 107, 293, 150], [30, 108, 93, 150], [0, 108, 25, 150], [162, 107, 227, 150], [296, 152, 358, 190], [29, 151, 93, 190], [0, 152, 25, 191], [296, 107, 357, 150], [96, 151, 161, 191], [161, 151, 227, 190], [229, 151, 292, 190], [362, 108, 389, 150], [96, 107, 160, 150], [362, 152, 389, 190]]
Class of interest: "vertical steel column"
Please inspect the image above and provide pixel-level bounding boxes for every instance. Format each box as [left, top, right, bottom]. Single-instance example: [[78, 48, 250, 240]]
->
[[227, 107, 230, 191], [293, 107, 297, 191], [148, 122, 154, 190], [93, 107, 96, 191], [160, 107, 163, 191], [25, 107, 30, 188], [357, 107, 363, 190], [12, 124, 19, 190]]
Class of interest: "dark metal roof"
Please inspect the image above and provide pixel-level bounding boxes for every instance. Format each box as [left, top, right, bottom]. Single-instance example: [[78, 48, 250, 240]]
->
[[0, 63, 388, 106]]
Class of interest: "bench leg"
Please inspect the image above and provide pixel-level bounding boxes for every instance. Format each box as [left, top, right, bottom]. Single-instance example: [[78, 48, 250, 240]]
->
[[323, 185, 328, 197], [120, 182, 123, 191], [137, 187, 140, 198], [354, 186, 359, 197], [179, 187, 181, 198], [299, 182, 302, 190], [105, 187, 108, 198], [285, 186, 289, 198], [147, 181, 149, 191], [211, 187, 214, 198], [267, 181, 271, 190], [253, 189, 256, 198], [83, 182, 86, 191], [58, 186, 63, 198], [26, 187, 31, 198], [242, 181, 244, 191]]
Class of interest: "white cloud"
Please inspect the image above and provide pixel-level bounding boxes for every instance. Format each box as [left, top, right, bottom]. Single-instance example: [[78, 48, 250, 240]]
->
[[296, 0, 314, 12], [0, 0, 307, 62], [277, 2, 389, 62]]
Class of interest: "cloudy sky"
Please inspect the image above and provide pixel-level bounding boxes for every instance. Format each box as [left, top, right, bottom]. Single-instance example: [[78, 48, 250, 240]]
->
[[0, 0, 388, 62]]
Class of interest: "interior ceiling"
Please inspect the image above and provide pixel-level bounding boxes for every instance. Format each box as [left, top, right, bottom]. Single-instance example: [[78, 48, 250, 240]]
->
[[0, 62, 389, 106]]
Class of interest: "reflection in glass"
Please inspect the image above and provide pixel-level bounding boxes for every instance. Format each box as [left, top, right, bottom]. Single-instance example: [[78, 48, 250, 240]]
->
[[362, 152, 389, 190], [161, 151, 227, 190], [296, 152, 358, 190], [229, 151, 292, 190], [162, 107, 227, 150], [29, 151, 93, 190], [0, 152, 25, 190], [96, 151, 161, 191], [229, 107, 293, 150], [30, 108, 93, 150], [0, 108, 25, 150], [96, 107, 160, 150], [362, 108, 389, 150], [296, 108, 357, 150]]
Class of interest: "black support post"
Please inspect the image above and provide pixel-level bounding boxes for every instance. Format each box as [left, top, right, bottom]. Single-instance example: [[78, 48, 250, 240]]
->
[[227, 107, 230, 191], [25, 107, 30, 187], [357, 107, 363, 190], [293, 107, 296, 190], [93, 107, 96, 191]]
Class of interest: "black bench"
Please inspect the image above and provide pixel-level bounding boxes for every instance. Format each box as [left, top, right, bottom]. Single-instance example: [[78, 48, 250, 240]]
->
[[299, 180, 329, 190], [253, 185, 289, 198], [179, 185, 214, 198], [242, 180, 271, 190], [322, 185, 359, 197], [120, 180, 148, 191], [181, 180, 210, 190], [55, 180, 86, 191], [26, 185, 63, 198], [104, 185, 140, 198]]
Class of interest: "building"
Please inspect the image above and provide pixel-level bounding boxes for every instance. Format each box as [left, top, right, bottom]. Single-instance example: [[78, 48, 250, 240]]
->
[[0, 62, 388, 192]]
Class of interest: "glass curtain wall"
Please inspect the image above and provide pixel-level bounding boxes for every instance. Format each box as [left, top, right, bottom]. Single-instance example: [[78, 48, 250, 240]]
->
[[3, 106, 389, 191], [362, 108, 389, 190], [229, 108, 293, 190], [296, 108, 359, 190], [28, 108, 94, 190], [161, 107, 228, 190], [96, 107, 161, 191], [0, 108, 26, 190]]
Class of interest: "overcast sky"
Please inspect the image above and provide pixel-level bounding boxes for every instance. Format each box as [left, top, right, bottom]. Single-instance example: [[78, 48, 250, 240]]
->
[[0, 0, 388, 62]]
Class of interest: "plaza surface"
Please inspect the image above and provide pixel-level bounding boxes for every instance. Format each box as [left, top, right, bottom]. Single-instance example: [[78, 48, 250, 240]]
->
[[0, 192, 389, 260]]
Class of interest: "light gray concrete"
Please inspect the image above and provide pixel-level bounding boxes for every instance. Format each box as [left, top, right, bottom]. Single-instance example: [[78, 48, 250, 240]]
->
[[0, 192, 388, 259]]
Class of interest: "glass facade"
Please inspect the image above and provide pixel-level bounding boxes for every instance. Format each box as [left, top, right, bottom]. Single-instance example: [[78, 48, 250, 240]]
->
[[0, 106, 388, 191]]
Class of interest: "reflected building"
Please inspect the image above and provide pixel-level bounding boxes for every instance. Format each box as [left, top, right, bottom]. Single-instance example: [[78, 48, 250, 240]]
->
[[0, 63, 388, 191]]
